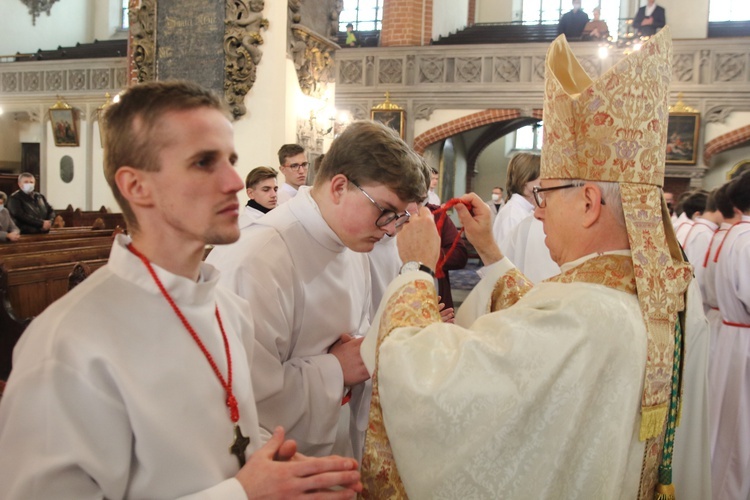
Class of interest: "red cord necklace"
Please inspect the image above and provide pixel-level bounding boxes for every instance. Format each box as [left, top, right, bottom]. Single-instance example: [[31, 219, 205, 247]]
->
[[430, 199, 473, 279], [127, 243, 250, 468]]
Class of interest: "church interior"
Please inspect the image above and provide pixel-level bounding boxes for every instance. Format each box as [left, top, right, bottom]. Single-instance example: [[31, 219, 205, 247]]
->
[[0, 1, 749, 497]]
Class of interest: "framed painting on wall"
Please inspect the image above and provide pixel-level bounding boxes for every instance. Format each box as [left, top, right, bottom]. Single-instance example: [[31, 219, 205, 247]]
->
[[371, 92, 405, 139], [49, 107, 79, 147], [665, 112, 700, 165]]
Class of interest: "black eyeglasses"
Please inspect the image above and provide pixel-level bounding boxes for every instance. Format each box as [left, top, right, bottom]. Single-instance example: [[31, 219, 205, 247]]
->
[[352, 181, 410, 228], [532, 184, 580, 208], [285, 161, 309, 171]]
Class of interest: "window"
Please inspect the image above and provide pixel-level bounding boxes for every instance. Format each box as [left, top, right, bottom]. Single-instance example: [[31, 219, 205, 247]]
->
[[709, 0, 750, 21], [339, 0, 383, 32], [521, 0, 621, 39], [513, 123, 543, 152], [121, 0, 129, 30]]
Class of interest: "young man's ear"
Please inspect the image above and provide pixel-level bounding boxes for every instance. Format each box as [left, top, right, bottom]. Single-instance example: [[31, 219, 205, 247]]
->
[[115, 167, 155, 208], [328, 174, 349, 205]]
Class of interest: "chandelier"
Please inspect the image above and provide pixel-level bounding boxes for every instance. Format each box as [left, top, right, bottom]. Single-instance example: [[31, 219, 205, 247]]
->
[[20, 0, 60, 25]]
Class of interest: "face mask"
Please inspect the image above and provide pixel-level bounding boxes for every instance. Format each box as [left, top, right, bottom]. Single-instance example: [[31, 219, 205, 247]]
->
[[491, 194, 501, 202], [0, 204, 4, 210], [21, 183, 34, 194]]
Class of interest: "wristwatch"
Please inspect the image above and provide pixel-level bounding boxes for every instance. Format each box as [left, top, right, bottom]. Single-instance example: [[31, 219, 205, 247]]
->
[[399, 261, 435, 278]]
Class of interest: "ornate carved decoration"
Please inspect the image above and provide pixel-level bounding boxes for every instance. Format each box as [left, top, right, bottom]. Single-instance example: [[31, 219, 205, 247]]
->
[[290, 24, 339, 99], [665, 165, 707, 179], [2, 73, 18, 93], [704, 105, 734, 124], [419, 57, 444, 83], [493, 57, 520, 83], [456, 57, 482, 83], [715, 53, 746, 82], [379, 59, 403, 84], [329, 0, 344, 38], [129, 0, 156, 84], [414, 103, 435, 120], [224, 0, 269, 119], [20, 0, 59, 25], [533, 57, 546, 81], [673, 54, 694, 82], [23, 72, 42, 91], [339, 60, 363, 85], [289, 0, 302, 23]]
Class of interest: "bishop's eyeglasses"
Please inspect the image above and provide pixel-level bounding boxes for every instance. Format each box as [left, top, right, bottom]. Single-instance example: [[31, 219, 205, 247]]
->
[[532, 183, 604, 208], [352, 181, 411, 228]]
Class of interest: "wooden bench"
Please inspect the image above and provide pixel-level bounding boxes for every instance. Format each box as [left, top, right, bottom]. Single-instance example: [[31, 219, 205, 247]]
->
[[57, 206, 126, 230], [0, 257, 108, 380], [16, 227, 119, 243], [0, 235, 115, 257]]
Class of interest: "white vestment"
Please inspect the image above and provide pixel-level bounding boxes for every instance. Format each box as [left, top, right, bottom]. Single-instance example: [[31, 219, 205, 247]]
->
[[703, 224, 730, 355], [0, 235, 261, 500], [206, 186, 372, 459], [682, 217, 718, 312], [244, 204, 266, 223], [363, 252, 710, 499], [675, 213, 694, 246], [276, 182, 298, 205], [492, 193, 535, 255], [503, 214, 560, 283], [710, 216, 750, 500]]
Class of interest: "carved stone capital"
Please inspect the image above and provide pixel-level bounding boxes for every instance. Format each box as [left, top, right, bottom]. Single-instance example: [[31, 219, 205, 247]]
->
[[704, 105, 734, 124], [414, 103, 435, 120], [290, 24, 340, 99]]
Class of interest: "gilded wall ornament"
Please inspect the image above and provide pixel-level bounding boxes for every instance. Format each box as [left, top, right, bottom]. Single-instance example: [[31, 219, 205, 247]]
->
[[224, 0, 269, 119], [129, 0, 156, 84], [290, 25, 338, 99]]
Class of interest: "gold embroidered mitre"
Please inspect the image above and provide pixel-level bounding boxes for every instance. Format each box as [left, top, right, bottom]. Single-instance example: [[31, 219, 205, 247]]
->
[[541, 27, 693, 450]]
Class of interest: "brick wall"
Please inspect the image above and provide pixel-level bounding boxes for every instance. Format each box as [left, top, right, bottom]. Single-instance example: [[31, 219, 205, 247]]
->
[[381, 0, 433, 46], [413, 109, 527, 153], [704, 124, 750, 165]]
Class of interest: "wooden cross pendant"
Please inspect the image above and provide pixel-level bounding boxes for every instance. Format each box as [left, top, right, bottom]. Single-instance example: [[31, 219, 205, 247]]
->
[[229, 424, 251, 468]]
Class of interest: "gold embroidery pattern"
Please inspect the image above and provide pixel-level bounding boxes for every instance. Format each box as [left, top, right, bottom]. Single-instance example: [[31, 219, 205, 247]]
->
[[361, 279, 440, 499], [621, 185, 692, 431], [489, 268, 534, 312], [546, 254, 636, 295], [541, 30, 672, 186]]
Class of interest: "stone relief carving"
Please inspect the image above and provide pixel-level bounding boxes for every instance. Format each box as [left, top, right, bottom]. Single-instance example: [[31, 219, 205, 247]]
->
[[2, 73, 17, 92], [379, 59, 403, 84], [704, 106, 734, 124], [290, 25, 338, 99], [715, 53, 746, 82], [224, 0, 269, 119], [494, 57, 520, 83], [419, 57, 444, 83], [129, 0, 156, 84], [414, 103, 435, 120], [533, 58, 545, 81], [339, 60, 363, 85], [23, 72, 41, 92], [456, 57, 482, 83], [329, 0, 344, 38], [92, 69, 110, 89], [289, 0, 302, 23], [673, 53, 694, 82], [69, 69, 86, 90], [46, 71, 63, 91]]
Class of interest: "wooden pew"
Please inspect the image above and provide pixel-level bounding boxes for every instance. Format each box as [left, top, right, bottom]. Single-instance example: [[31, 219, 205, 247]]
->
[[0, 257, 108, 381], [15, 227, 119, 243], [57, 205, 126, 230], [0, 236, 115, 257]]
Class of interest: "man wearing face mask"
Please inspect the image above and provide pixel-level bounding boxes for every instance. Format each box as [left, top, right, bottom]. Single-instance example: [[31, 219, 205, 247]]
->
[[486, 186, 505, 222], [8, 172, 56, 234]]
